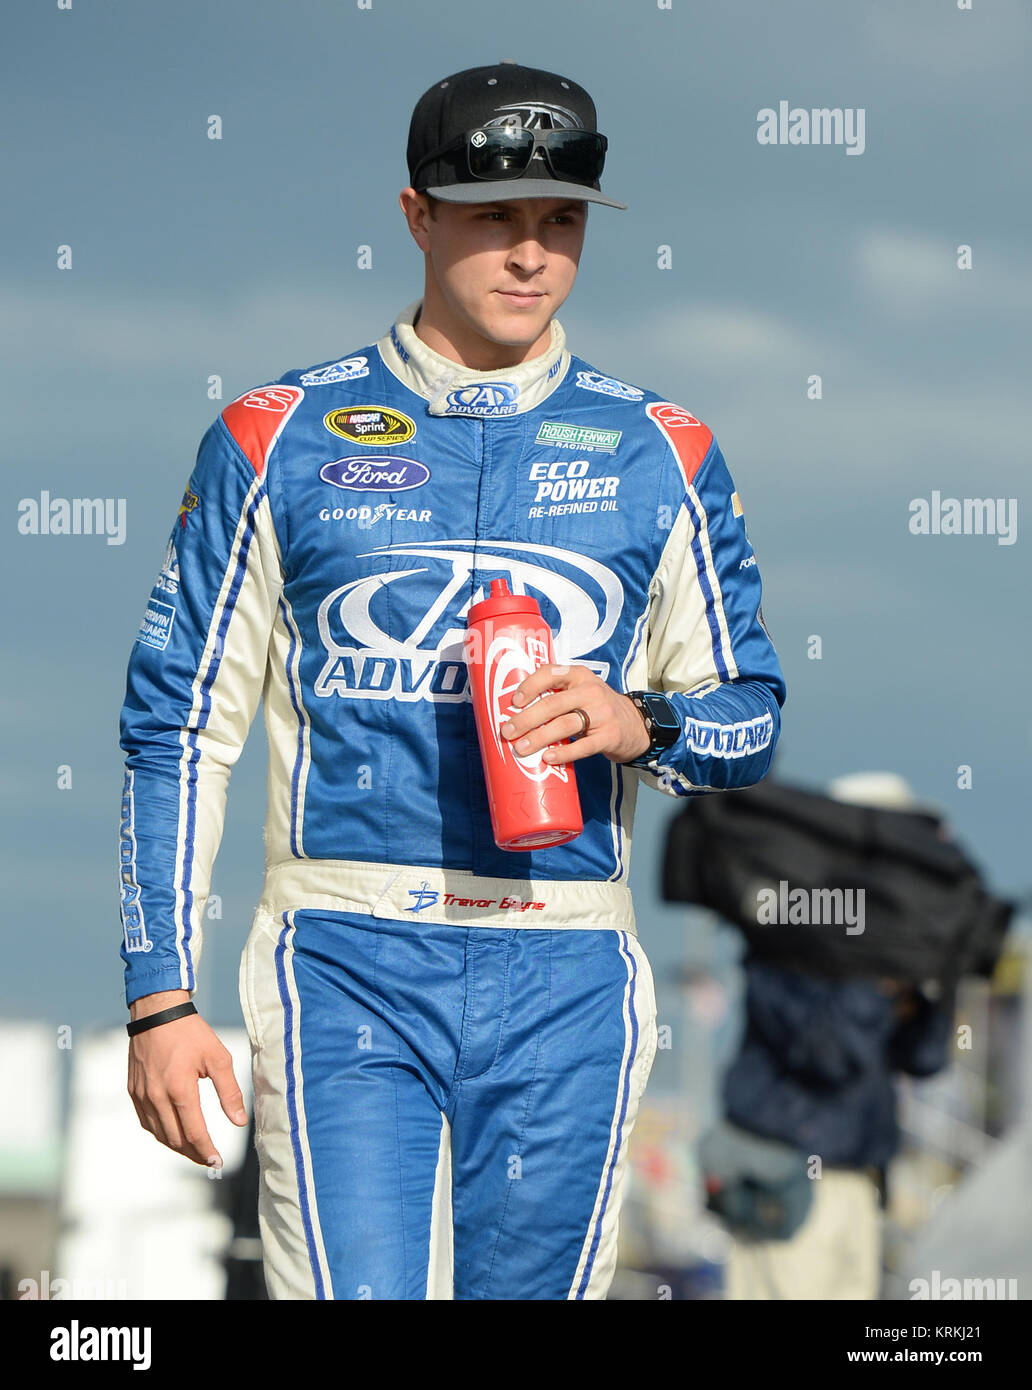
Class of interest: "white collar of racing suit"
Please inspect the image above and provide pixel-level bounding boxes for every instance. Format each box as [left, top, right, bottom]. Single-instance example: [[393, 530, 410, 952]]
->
[[376, 299, 570, 417]]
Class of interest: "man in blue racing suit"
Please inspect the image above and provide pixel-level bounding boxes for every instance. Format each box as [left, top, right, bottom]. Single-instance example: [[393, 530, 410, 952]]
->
[[119, 60, 786, 1300]]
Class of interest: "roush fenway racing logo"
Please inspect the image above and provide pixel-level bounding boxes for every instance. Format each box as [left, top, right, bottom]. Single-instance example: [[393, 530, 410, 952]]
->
[[313, 540, 623, 702], [486, 633, 569, 784]]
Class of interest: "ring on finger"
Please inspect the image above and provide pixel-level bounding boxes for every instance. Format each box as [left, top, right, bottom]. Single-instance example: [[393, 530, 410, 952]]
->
[[570, 707, 591, 739]]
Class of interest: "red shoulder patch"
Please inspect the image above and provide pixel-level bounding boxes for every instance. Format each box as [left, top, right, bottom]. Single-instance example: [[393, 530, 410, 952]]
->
[[221, 386, 305, 476], [645, 401, 713, 491]]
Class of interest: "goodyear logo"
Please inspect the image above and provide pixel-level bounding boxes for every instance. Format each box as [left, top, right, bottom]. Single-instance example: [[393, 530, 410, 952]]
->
[[324, 407, 416, 446], [535, 421, 621, 452]]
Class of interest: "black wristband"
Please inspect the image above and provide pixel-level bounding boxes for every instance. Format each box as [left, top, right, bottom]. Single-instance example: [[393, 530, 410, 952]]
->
[[126, 1002, 197, 1037]]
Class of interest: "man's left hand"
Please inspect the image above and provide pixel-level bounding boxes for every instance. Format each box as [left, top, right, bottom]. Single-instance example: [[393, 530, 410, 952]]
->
[[500, 664, 652, 766]]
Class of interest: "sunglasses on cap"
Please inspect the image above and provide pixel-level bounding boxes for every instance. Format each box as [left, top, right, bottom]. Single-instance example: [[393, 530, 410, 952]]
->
[[413, 126, 608, 187]]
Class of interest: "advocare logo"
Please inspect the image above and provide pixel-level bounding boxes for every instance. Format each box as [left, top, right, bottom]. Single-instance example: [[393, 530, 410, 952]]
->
[[300, 357, 369, 386], [314, 539, 623, 702], [119, 771, 151, 955], [575, 371, 644, 402], [320, 456, 431, 493], [484, 103, 583, 131], [443, 382, 519, 416]]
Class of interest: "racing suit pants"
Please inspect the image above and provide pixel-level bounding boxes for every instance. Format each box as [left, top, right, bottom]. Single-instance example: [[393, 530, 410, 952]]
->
[[238, 896, 657, 1300]]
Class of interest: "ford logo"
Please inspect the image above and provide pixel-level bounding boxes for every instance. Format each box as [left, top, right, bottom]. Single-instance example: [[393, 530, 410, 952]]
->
[[319, 456, 431, 493]]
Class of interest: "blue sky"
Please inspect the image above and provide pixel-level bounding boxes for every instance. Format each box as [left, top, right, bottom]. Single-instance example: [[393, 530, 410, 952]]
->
[[2, 0, 1029, 1028]]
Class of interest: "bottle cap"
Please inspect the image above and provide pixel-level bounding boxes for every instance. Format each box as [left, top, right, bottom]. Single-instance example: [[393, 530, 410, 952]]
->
[[467, 577, 543, 626]]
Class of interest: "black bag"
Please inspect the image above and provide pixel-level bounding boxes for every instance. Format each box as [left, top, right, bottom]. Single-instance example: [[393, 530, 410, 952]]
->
[[663, 779, 1011, 998], [698, 1121, 814, 1241]]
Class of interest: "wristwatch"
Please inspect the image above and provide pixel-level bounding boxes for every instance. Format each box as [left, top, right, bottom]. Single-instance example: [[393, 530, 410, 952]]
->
[[625, 691, 682, 768]]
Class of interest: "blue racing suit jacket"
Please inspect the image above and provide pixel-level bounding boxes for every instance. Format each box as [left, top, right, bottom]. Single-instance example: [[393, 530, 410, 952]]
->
[[118, 300, 786, 1004]]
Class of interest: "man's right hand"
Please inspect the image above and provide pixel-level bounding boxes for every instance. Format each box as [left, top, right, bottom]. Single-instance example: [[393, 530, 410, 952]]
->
[[127, 989, 248, 1168]]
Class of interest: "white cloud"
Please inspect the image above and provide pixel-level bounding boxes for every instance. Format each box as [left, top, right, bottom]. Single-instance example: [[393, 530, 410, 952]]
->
[[576, 299, 830, 392], [572, 295, 1027, 485], [0, 280, 395, 379], [861, 0, 1030, 78], [855, 228, 1032, 315], [643, 304, 817, 366], [1, 277, 1027, 498]]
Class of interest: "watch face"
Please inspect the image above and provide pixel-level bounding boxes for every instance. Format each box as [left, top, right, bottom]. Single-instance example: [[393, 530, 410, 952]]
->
[[644, 695, 681, 736]]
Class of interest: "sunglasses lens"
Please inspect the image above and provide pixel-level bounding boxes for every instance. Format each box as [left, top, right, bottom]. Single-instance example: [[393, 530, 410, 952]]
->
[[465, 128, 607, 183], [547, 131, 606, 181], [467, 128, 535, 178]]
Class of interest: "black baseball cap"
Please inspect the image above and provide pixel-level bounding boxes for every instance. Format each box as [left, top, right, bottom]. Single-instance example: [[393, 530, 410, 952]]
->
[[406, 60, 627, 210]]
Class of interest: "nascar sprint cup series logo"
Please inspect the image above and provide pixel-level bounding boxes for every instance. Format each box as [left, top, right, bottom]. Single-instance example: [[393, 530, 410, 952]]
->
[[314, 541, 622, 702], [323, 407, 416, 445]]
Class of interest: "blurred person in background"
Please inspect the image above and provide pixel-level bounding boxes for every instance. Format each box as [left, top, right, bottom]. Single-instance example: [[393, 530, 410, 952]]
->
[[713, 773, 952, 1300]]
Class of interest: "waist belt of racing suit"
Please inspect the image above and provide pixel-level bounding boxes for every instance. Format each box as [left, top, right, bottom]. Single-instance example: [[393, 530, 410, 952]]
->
[[259, 858, 637, 933]]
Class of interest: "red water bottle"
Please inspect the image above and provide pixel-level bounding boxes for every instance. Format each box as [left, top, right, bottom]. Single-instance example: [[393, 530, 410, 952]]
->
[[465, 578, 583, 851]]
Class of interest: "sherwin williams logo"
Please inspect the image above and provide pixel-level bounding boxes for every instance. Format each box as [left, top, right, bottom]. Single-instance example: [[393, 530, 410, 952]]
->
[[324, 407, 416, 445], [136, 600, 175, 650], [320, 456, 431, 492], [443, 382, 519, 416], [535, 421, 621, 452]]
